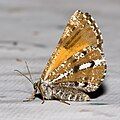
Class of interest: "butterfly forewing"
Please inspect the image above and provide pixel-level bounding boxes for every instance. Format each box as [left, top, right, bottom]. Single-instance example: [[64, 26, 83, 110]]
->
[[41, 10, 106, 93]]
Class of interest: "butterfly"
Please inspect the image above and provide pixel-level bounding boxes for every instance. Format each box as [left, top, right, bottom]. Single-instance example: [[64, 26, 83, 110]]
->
[[15, 10, 107, 105]]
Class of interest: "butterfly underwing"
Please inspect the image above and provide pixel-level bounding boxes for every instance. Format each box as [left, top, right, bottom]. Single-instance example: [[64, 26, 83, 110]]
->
[[17, 10, 107, 104]]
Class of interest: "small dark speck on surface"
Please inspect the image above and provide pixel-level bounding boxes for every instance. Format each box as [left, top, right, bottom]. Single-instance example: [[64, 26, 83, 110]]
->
[[34, 43, 46, 48], [16, 58, 22, 62], [6, 7, 26, 13], [13, 41, 18, 46], [0, 96, 6, 98]]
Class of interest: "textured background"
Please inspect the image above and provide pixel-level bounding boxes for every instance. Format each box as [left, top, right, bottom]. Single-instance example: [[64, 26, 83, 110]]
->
[[0, 0, 120, 120]]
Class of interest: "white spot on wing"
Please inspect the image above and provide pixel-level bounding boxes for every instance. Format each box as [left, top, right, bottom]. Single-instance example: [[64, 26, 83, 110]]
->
[[79, 63, 91, 70], [94, 59, 104, 66]]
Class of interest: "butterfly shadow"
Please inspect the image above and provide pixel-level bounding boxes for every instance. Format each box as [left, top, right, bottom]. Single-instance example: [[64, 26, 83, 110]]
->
[[87, 83, 107, 99], [35, 93, 44, 100]]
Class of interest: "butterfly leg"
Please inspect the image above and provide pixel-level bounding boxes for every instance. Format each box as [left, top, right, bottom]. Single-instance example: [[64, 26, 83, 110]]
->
[[53, 86, 90, 102]]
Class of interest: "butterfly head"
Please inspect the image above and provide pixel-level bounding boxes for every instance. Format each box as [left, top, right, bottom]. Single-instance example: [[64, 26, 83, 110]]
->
[[33, 78, 43, 93], [33, 78, 53, 102]]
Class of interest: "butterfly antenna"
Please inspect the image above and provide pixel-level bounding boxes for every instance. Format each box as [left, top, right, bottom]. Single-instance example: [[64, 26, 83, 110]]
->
[[25, 61, 33, 81], [14, 69, 34, 85]]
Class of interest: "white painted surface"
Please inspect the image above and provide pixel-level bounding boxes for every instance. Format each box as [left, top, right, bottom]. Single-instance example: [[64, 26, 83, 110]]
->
[[0, 0, 120, 120]]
